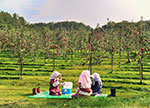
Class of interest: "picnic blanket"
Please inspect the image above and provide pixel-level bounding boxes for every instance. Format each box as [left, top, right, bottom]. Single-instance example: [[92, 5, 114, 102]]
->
[[29, 91, 72, 99], [28, 91, 108, 99]]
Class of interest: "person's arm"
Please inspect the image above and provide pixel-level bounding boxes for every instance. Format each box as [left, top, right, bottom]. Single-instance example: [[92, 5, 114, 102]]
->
[[78, 82, 81, 88], [52, 79, 60, 87], [76, 82, 81, 93], [58, 78, 62, 81], [59, 82, 65, 86], [58, 78, 65, 86]]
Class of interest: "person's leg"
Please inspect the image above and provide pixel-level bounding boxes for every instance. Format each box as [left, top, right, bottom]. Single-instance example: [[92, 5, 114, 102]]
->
[[58, 91, 62, 95], [50, 92, 58, 95], [72, 93, 79, 98], [49, 89, 59, 95], [91, 92, 97, 96]]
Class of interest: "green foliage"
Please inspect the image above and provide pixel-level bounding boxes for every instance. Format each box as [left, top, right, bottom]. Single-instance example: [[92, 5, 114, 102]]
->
[[0, 11, 150, 108]]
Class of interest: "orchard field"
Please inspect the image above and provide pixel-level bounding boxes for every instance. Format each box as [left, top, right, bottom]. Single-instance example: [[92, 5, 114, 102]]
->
[[0, 11, 150, 108], [0, 50, 150, 108]]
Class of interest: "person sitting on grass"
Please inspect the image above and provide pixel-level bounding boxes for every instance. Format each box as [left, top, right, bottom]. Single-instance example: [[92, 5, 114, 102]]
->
[[72, 70, 92, 98], [49, 71, 64, 95], [91, 73, 102, 96]]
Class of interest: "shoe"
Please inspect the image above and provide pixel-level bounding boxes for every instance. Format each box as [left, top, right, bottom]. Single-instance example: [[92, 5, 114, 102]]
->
[[37, 87, 41, 93], [32, 88, 37, 94]]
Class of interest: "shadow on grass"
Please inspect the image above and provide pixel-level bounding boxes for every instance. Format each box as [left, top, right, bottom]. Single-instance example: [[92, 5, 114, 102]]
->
[[21, 93, 33, 96], [0, 76, 20, 80]]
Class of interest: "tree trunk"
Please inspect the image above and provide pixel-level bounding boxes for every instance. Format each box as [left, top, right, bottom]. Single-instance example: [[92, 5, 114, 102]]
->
[[52, 50, 55, 71], [48, 51, 50, 62], [18, 57, 23, 79], [32, 48, 36, 60], [110, 52, 113, 73], [140, 60, 143, 84], [3, 46, 5, 56], [75, 50, 77, 58], [43, 52, 46, 65], [71, 50, 73, 66], [80, 49, 82, 59], [119, 48, 121, 68], [17, 51, 21, 78], [20, 57, 23, 79], [105, 50, 108, 58], [89, 51, 92, 74], [12, 49, 15, 59], [140, 54, 143, 84], [65, 53, 68, 62], [127, 49, 131, 63]]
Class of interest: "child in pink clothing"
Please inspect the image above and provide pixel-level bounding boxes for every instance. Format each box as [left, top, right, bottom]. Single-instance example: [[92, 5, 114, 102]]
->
[[49, 71, 64, 95], [72, 70, 92, 98]]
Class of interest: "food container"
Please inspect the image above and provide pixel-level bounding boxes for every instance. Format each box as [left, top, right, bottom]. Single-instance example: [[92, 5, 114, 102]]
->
[[63, 82, 73, 89], [62, 88, 72, 94], [62, 82, 73, 94]]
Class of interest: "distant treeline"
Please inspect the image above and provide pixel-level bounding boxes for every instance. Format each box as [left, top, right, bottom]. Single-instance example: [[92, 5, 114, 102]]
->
[[0, 11, 92, 31], [1, 11, 150, 32]]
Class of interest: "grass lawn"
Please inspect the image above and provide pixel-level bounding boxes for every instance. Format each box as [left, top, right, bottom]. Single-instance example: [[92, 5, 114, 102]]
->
[[0, 51, 150, 108]]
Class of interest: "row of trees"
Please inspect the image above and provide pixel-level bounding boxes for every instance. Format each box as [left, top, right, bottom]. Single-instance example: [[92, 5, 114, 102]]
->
[[0, 11, 150, 84]]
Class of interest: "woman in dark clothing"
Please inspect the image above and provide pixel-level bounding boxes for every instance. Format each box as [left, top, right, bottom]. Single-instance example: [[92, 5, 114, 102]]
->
[[91, 73, 102, 96]]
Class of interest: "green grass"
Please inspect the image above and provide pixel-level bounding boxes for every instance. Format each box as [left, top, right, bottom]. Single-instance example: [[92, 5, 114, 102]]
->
[[0, 51, 150, 108]]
